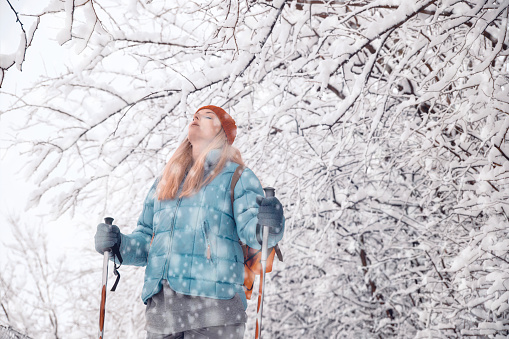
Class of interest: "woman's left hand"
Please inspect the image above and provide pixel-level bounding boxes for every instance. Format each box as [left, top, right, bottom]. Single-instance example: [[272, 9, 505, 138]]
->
[[256, 196, 284, 237]]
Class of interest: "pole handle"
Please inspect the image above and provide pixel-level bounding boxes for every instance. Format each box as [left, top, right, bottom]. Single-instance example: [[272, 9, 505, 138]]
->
[[263, 187, 275, 198]]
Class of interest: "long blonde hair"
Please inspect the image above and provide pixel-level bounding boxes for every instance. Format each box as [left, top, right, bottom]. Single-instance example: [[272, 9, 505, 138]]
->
[[157, 129, 245, 200]]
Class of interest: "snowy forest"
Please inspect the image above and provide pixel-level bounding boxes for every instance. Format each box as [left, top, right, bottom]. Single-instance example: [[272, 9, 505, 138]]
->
[[1, 0, 509, 338]]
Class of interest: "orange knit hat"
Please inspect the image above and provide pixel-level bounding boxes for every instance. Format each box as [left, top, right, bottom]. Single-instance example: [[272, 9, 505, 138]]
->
[[196, 105, 237, 145]]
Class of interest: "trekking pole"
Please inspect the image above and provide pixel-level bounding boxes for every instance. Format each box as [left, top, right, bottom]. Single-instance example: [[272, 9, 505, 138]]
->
[[99, 217, 114, 339], [256, 187, 275, 339]]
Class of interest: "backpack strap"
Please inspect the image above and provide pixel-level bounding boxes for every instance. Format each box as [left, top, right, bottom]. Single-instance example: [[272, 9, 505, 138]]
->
[[274, 244, 283, 262], [231, 165, 283, 262], [231, 165, 246, 207]]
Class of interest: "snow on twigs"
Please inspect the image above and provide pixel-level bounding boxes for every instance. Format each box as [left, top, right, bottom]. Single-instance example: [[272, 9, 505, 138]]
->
[[56, 0, 74, 45]]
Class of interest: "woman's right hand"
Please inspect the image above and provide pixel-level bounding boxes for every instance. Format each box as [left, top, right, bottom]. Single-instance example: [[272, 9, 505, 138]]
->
[[94, 223, 121, 254]]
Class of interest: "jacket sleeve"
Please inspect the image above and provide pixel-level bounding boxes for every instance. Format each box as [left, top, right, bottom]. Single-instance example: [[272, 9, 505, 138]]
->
[[117, 179, 158, 266], [233, 167, 285, 250]]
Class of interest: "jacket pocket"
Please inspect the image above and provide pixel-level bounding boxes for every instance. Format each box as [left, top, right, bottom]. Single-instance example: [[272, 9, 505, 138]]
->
[[201, 220, 214, 263]]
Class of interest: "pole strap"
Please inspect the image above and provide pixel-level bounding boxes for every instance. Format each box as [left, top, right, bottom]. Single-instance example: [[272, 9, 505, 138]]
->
[[110, 244, 123, 292]]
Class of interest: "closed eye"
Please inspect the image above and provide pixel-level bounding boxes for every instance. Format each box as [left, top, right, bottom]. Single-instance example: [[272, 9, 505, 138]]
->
[[193, 114, 213, 120]]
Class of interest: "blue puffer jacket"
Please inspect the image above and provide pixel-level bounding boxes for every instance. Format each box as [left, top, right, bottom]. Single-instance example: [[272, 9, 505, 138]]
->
[[118, 149, 285, 310]]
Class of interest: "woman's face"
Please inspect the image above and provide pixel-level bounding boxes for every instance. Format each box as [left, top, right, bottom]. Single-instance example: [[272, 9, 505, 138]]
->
[[188, 109, 223, 145]]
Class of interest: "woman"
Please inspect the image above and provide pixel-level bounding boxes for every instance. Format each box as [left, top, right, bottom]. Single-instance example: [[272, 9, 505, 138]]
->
[[95, 105, 285, 339]]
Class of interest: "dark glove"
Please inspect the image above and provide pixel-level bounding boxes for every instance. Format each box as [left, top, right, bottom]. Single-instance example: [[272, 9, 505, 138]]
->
[[94, 223, 121, 254], [256, 195, 284, 244]]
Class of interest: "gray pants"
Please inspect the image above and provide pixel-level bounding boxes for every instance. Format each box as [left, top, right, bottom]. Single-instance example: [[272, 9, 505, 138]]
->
[[146, 323, 245, 339]]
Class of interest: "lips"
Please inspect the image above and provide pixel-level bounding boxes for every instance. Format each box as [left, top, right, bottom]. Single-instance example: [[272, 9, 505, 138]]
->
[[191, 123, 199, 127]]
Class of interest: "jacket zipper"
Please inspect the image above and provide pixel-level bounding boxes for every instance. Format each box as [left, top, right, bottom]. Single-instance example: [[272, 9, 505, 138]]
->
[[163, 197, 182, 278], [202, 220, 213, 263]]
